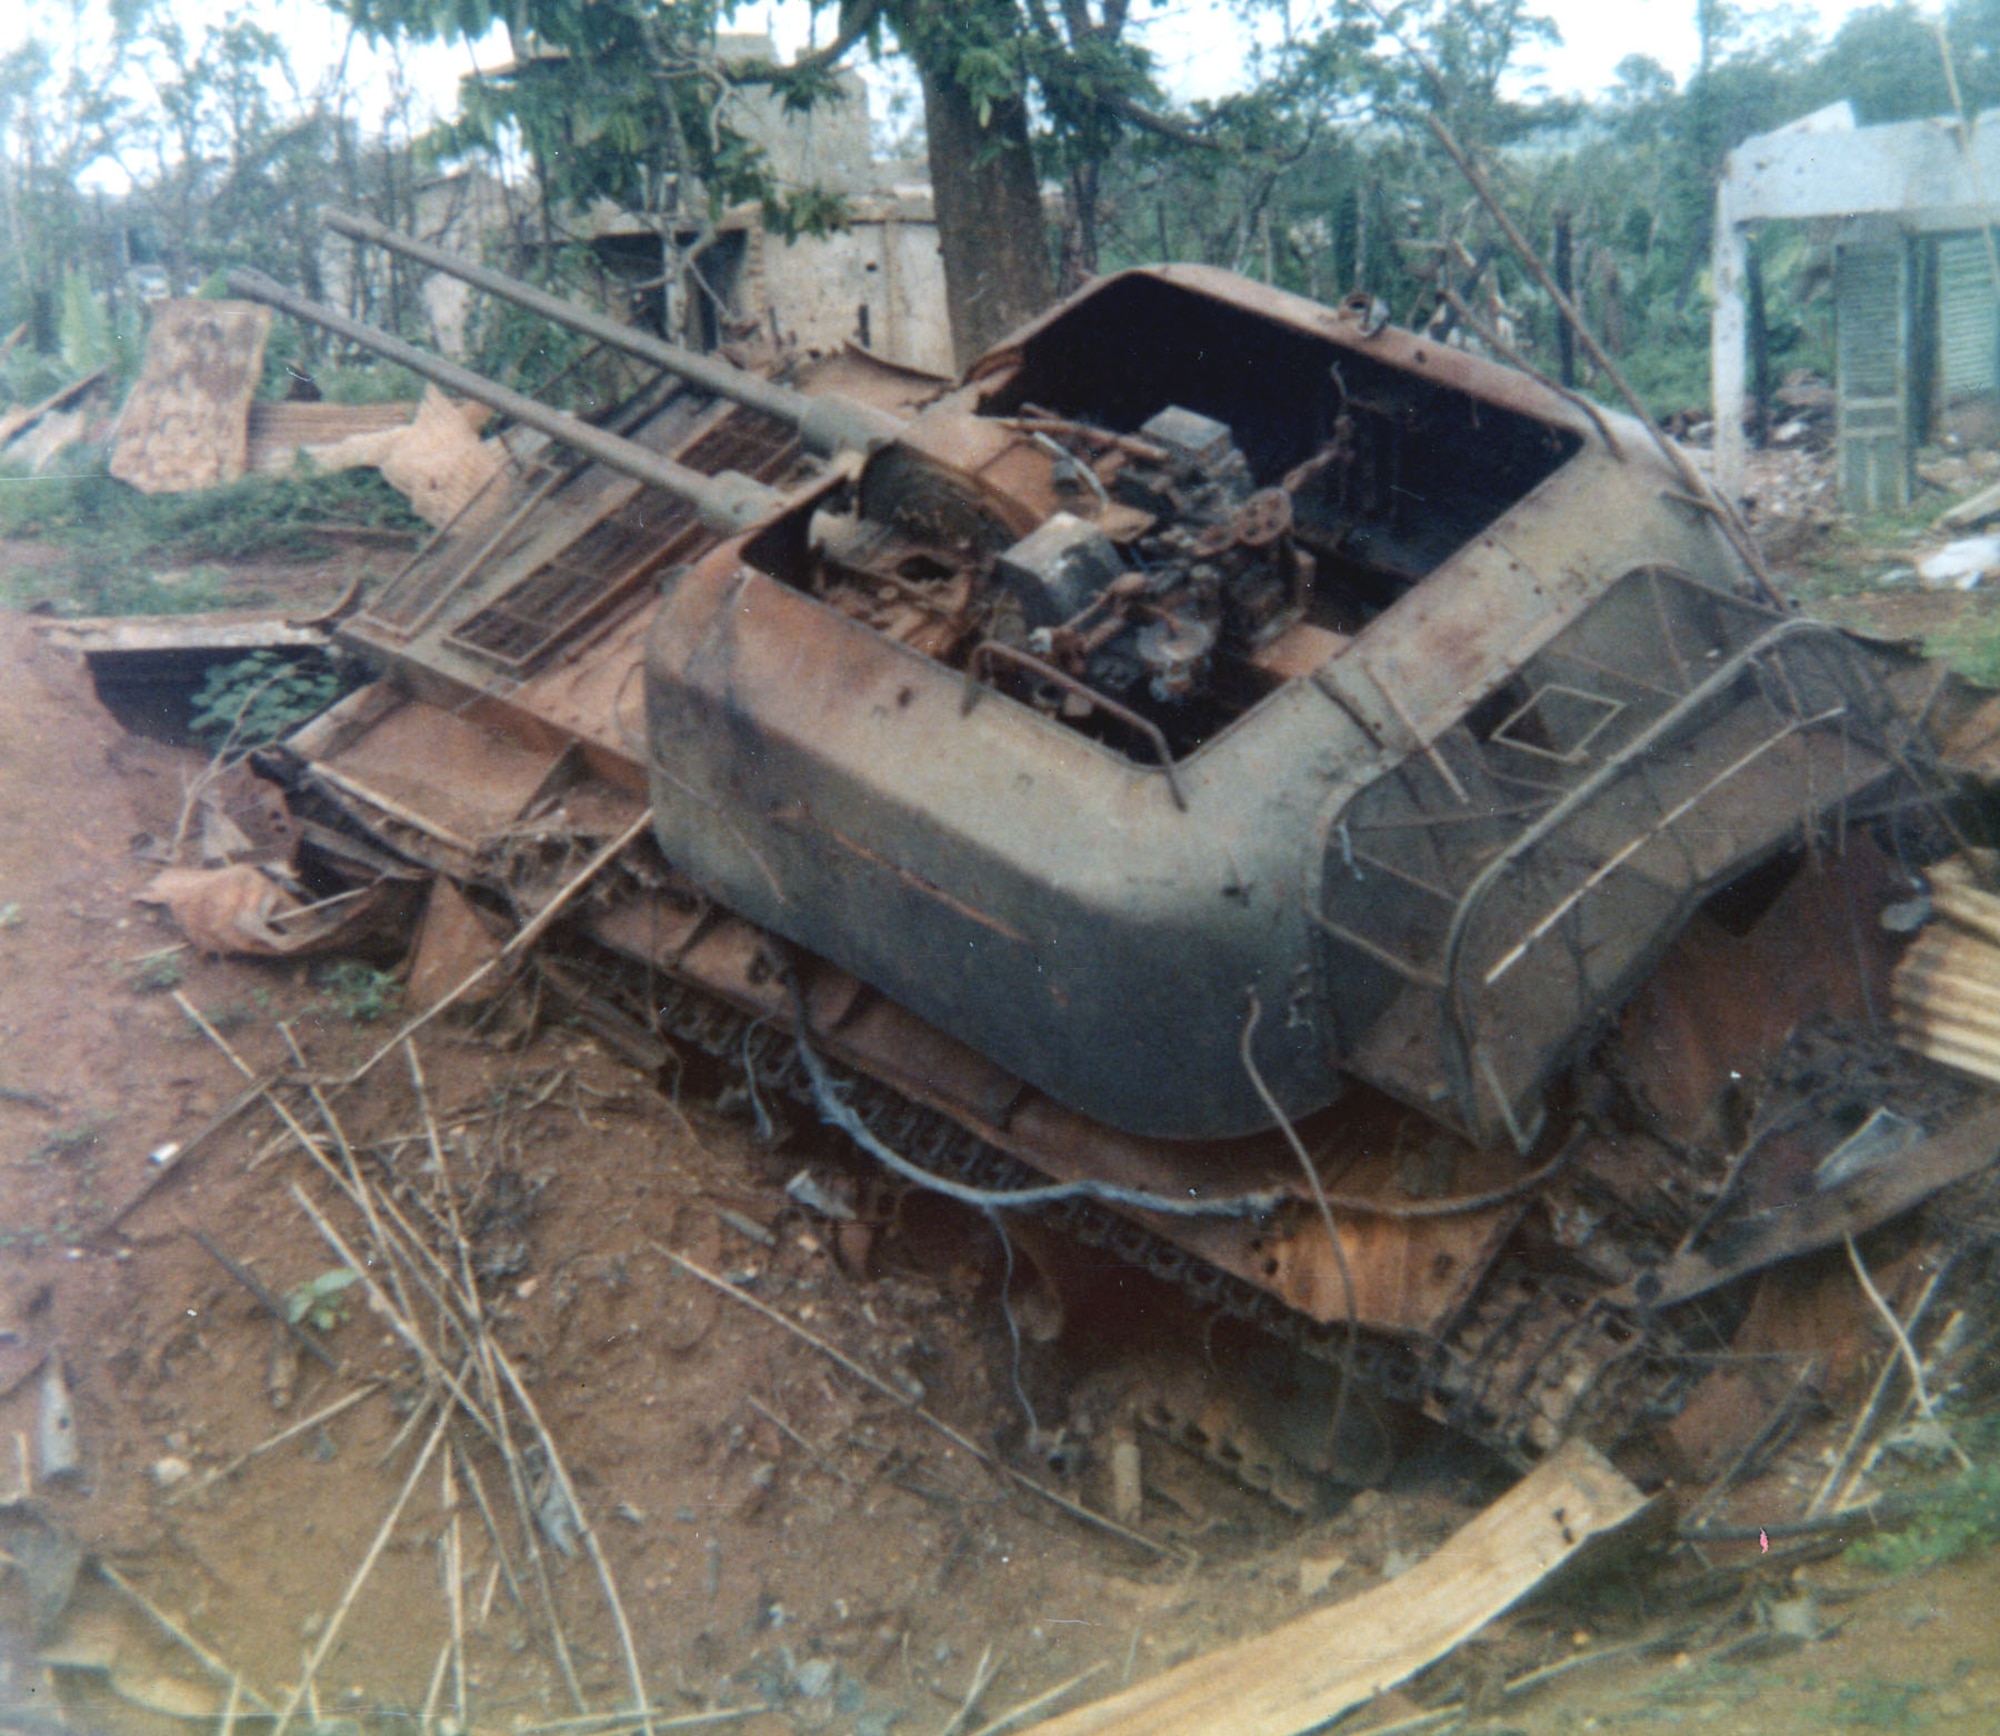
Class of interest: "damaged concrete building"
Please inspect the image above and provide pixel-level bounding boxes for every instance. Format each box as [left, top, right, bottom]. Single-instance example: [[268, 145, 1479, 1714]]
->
[[334, 33, 953, 379], [1714, 100, 2000, 511]]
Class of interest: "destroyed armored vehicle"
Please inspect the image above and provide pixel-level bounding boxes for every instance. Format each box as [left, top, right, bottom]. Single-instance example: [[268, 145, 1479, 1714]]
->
[[221, 224, 2000, 1492]]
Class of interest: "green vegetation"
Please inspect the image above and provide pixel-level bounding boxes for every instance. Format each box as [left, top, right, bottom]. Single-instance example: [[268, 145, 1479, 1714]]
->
[[284, 1268, 360, 1334], [316, 961, 403, 1024], [0, 462, 423, 615], [189, 649, 346, 751], [1831, 1673, 1933, 1730], [128, 951, 186, 994], [1848, 1458, 2000, 1577], [30, 1119, 104, 1163]]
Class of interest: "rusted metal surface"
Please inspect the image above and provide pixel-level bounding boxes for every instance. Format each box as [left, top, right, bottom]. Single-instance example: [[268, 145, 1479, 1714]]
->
[[247, 243, 2000, 1482], [447, 406, 808, 671]]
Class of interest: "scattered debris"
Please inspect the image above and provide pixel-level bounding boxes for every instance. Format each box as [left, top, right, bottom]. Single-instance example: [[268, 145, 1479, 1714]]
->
[[298, 385, 503, 525], [136, 864, 372, 956], [35, 1356, 78, 1484], [1018, 1439, 1655, 1736], [109, 299, 271, 494], [243, 398, 419, 475], [1916, 534, 2000, 589], [0, 367, 110, 464], [1937, 473, 2000, 532]]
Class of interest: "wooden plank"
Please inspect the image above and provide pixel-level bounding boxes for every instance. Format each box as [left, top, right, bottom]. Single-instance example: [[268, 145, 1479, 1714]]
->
[[1022, 1439, 1653, 1736], [0, 364, 109, 451], [38, 612, 328, 655], [243, 399, 417, 472], [109, 300, 271, 494]]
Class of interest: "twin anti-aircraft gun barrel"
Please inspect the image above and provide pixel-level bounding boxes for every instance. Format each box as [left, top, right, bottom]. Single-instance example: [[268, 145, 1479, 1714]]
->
[[226, 209, 905, 532]]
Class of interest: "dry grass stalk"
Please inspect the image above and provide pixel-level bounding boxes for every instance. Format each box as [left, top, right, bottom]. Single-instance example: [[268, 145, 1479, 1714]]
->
[[261, 996, 657, 1727], [95, 1560, 273, 1711], [1808, 1266, 1948, 1516], [174, 993, 333, 1169], [286, 1182, 491, 1427], [455, 1440, 527, 1616], [964, 1663, 1108, 1736], [653, 1244, 1172, 1560], [938, 1644, 999, 1736], [444, 1448, 469, 1729], [1844, 1234, 1971, 1472], [167, 1382, 384, 1505], [420, 1634, 452, 1736], [271, 1402, 453, 1736], [745, 1394, 854, 1485], [485, 1337, 656, 1736], [341, 807, 655, 1088], [289, 1098, 595, 1712], [516, 1709, 771, 1734]]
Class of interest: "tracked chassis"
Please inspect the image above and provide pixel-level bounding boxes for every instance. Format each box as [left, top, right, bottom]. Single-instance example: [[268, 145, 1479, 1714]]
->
[[236, 253, 2000, 1487]]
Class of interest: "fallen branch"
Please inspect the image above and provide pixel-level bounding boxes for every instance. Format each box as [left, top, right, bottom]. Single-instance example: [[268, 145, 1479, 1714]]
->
[[1015, 1439, 1654, 1736], [651, 1244, 1172, 1560]]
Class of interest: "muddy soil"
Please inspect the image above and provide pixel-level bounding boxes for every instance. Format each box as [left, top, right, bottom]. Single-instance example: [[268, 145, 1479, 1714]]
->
[[4, 549, 2000, 1736]]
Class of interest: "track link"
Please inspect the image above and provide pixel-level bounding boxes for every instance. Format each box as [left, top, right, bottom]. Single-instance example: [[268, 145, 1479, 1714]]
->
[[543, 925, 1688, 1475]]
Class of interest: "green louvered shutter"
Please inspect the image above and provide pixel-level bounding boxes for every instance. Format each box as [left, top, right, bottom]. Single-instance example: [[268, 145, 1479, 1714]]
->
[[1836, 241, 1911, 513]]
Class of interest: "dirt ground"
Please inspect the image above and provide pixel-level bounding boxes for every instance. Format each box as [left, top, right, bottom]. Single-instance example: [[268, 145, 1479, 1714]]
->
[[6, 529, 2000, 1736]]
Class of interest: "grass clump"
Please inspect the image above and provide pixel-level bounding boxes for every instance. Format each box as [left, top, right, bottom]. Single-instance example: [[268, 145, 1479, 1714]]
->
[[1831, 1673, 1932, 1729], [284, 1268, 360, 1333], [316, 961, 402, 1024], [1926, 607, 2000, 688], [128, 951, 185, 994], [0, 459, 423, 614], [31, 1119, 105, 1162], [1848, 1456, 2000, 1576]]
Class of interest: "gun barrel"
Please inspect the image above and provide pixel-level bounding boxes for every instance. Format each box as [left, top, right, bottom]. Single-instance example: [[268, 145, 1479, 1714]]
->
[[321, 208, 906, 457], [224, 268, 781, 534]]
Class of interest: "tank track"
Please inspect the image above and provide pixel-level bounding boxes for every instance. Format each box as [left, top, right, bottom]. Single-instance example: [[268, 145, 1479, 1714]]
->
[[545, 925, 1692, 1475]]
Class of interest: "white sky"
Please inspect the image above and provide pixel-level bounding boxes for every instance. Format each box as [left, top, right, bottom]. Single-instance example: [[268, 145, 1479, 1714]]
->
[[0, 0, 1924, 177]]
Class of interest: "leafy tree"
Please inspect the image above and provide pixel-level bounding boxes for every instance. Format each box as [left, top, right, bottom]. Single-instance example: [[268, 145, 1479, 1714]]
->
[[0, 27, 133, 360], [328, 0, 1213, 366]]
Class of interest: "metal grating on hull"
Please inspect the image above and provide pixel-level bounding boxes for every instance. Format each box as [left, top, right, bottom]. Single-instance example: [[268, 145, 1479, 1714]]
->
[[357, 450, 556, 636], [445, 407, 806, 672]]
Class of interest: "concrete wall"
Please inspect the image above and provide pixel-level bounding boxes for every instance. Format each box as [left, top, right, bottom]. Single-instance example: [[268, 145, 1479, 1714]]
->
[[735, 194, 952, 377]]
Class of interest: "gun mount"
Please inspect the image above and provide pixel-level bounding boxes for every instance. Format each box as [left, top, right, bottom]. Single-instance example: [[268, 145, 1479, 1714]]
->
[[245, 229, 1991, 1488]]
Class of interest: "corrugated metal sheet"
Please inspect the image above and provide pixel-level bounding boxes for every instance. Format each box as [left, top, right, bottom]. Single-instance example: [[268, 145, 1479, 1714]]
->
[[1940, 232, 1999, 402], [1837, 243, 1911, 512]]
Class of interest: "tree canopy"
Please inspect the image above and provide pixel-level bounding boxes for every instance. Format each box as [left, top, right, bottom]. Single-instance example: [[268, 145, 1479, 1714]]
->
[[13, 0, 2000, 418]]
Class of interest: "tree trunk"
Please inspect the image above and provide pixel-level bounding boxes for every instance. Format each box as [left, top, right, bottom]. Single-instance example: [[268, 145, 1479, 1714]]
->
[[912, 51, 1054, 368]]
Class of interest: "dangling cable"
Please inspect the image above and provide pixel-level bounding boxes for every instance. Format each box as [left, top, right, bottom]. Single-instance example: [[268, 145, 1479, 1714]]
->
[[1239, 988, 1360, 1473]]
